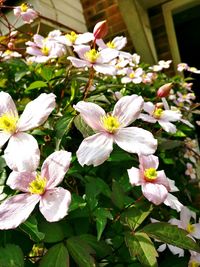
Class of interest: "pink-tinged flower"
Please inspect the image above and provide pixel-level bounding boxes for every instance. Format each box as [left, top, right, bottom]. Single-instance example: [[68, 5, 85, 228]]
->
[[96, 36, 127, 51], [177, 63, 188, 72], [157, 83, 173, 98], [139, 102, 182, 133], [142, 72, 156, 84], [185, 163, 196, 179], [189, 252, 200, 267], [74, 95, 157, 166], [0, 50, 21, 61], [121, 68, 143, 84], [14, 3, 38, 24], [129, 53, 141, 67], [0, 92, 56, 171], [68, 45, 118, 75], [0, 151, 71, 229], [150, 60, 172, 72], [93, 20, 108, 40], [56, 31, 93, 46], [128, 154, 170, 205]]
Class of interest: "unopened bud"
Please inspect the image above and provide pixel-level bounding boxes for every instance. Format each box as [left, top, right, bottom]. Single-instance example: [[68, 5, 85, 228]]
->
[[157, 83, 173, 98], [7, 42, 15, 50], [93, 20, 108, 40]]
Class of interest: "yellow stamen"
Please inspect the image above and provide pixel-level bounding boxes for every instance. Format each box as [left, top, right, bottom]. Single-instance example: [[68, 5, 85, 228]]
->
[[153, 108, 163, 119], [84, 49, 99, 63], [4, 50, 12, 55], [0, 113, 18, 133], [144, 168, 157, 181], [129, 72, 135, 79], [189, 261, 200, 267], [41, 45, 50, 56], [20, 3, 28, 12], [29, 174, 47, 195], [101, 114, 120, 133], [187, 223, 195, 234], [65, 31, 77, 43], [106, 41, 116, 49]]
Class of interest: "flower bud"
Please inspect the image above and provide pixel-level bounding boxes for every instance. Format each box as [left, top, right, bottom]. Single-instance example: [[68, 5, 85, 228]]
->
[[93, 20, 108, 40], [7, 42, 15, 50], [157, 82, 173, 98]]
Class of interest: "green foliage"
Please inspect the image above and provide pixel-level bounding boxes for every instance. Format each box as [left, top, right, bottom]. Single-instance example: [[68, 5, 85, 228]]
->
[[0, 244, 24, 267]]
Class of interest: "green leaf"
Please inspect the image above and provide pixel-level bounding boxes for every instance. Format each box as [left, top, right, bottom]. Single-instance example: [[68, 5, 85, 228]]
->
[[69, 193, 86, 212], [55, 113, 75, 139], [66, 236, 96, 267], [125, 232, 158, 267], [40, 67, 53, 81], [93, 208, 113, 240], [111, 180, 125, 209], [20, 215, 45, 242], [38, 221, 65, 243], [0, 244, 24, 267], [142, 222, 200, 253], [26, 81, 47, 91], [74, 115, 94, 138], [39, 243, 69, 267], [121, 202, 153, 230]]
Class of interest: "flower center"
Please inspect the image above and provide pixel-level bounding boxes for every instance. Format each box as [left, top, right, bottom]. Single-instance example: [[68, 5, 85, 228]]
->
[[129, 72, 135, 79], [101, 114, 120, 133], [153, 108, 163, 119], [20, 3, 28, 12], [189, 261, 200, 267], [186, 223, 195, 234], [0, 113, 18, 133], [41, 45, 50, 56], [106, 41, 116, 49], [29, 174, 47, 195], [84, 49, 99, 63], [144, 168, 157, 181], [65, 31, 77, 43]]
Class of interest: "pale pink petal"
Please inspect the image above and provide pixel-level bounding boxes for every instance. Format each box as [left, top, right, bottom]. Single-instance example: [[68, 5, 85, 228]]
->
[[143, 102, 155, 114], [121, 77, 132, 84], [6, 171, 36, 192], [112, 36, 127, 50], [157, 244, 167, 252], [164, 193, 183, 212], [191, 224, 200, 239], [17, 93, 56, 131], [99, 48, 119, 63], [0, 91, 18, 117], [127, 167, 141, 186], [76, 133, 113, 166], [180, 206, 195, 228], [161, 110, 182, 122], [156, 170, 170, 190], [139, 114, 157, 123], [73, 101, 105, 131], [0, 132, 11, 148], [96, 39, 107, 49], [67, 57, 91, 68], [158, 121, 177, 133], [39, 187, 71, 222], [132, 77, 142, 84], [180, 119, 194, 128], [4, 132, 40, 172], [142, 183, 168, 205], [139, 154, 159, 170], [0, 193, 40, 229], [168, 245, 184, 257], [75, 32, 94, 44], [167, 178, 179, 192], [114, 127, 157, 155], [73, 45, 90, 59], [41, 151, 72, 189], [112, 95, 144, 127], [93, 64, 116, 75]]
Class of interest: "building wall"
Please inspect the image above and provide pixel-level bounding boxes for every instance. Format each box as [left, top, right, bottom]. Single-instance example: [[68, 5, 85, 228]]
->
[[80, 0, 135, 53]]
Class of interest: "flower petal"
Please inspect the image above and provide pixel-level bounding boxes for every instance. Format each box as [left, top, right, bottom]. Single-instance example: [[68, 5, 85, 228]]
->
[[0, 193, 40, 229], [17, 93, 56, 131], [192, 224, 200, 239], [93, 64, 116, 75], [0, 91, 18, 117], [158, 121, 177, 133], [142, 183, 168, 205], [41, 150, 72, 189], [168, 245, 184, 257], [75, 32, 94, 44], [99, 48, 119, 63], [161, 110, 182, 122], [156, 170, 170, 190], [112, 95, 144, 127], [74, 101, 105, 131], [6, 171, 36, 192], [139, 114, 157, 123], [180, 206, 196, 228], [39, 187, 71, 222], [77, 133, 113, 166], [67, 57, 91, 68], [164, 193, 183, 212], [114, 127, 157, 155], [139, 154, 159, 170], [127, 167, 141, 186], [0, 132, 11, 148], [143, 102, 155, 114], [4, 132, 40, 172]]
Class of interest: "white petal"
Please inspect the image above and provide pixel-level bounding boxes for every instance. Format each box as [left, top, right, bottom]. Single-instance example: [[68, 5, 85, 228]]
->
[[127, 167, 141, 186], [17, 93, 56, 131], [77, 133, 113, 166], [192, 224, 200, 239], [139, 114, 157, 123], [99, 48, 119, 63], [74, 101, 105, 131], [168, 245, 184, 257], [41, 150, 72, 189], [4, 132, 40, 172], [75, 32, 94, 44], [139, 154, 159, 170], [94, 64, 116, 75], [0, 91, 18, 117], [164, 193, 183, 212], [161, 110, 182, 122], [67, 57, 91, 68], [0, 193, 40, 230], [142, 183, 168, 205], [6, 171, 36, 192], [143, 102, 155, 114], [0, 132, 11, 148], [158, 121, 177, 133], [157, 244, 167, 252], [39, 187, 71, 222], [112, 95, 144, 127], [114, 127, 157, 155]]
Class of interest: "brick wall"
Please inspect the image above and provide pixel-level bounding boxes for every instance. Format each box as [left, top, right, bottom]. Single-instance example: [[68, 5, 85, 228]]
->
[[80, 0, 135, 53]]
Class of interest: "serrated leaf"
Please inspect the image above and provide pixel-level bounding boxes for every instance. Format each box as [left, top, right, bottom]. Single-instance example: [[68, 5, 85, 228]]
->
[[125, 232, 158, 267], [121, 202, 153, 230], [26, 81, 47, 91], [74, 115, 94, 138], [93, 208, 113, 240], [66, 236, 96, 267], [20, 216, 45, 242], [38, 221, 65, 243], [142, 222, 200, 253], [0, 244, 24, 267], [55, 114, 75, 139], [39, 243, 69, 267]]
